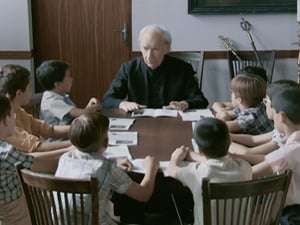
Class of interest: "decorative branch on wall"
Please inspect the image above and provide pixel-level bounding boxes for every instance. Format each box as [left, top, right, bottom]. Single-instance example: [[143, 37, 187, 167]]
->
[[188, 0, 296, 14]]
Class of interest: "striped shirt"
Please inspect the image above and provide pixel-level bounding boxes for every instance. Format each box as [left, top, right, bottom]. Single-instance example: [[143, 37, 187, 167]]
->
[[232, 102, 274, 135], [55, 149, 132, 225], [0, 140, 33, 204]]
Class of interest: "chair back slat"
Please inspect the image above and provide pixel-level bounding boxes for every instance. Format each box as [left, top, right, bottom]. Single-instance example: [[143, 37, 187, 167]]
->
[[202, 170, 292, 225], [168, 51, 205, 90], [15, 163, 99, 225], [227, 50, 276, 83]]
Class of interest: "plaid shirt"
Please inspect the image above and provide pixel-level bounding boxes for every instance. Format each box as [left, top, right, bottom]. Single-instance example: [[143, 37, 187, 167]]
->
[[55, 149, 132, 225], [0, 140, 33, 204], [232, 102, 274, 135]]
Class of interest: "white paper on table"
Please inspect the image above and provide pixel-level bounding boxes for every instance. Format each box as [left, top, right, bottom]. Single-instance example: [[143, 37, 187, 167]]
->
[[179, 109, 214, 121], [131, 109, 178, 118], [108, 131, 138, 146], [109, 118, 135, 130], [103, 145, 132, 159]]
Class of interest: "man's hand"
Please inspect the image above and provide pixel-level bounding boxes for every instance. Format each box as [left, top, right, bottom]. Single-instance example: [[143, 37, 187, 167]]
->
[[119, 101, 146, 112], [163, 101, 189, 111]]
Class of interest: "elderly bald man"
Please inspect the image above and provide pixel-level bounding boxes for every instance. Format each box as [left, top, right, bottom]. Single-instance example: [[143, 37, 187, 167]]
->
[[102, 24, 208, 112]]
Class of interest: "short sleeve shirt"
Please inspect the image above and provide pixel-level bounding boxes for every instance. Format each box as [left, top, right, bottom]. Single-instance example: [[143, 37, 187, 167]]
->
[[265, 130, 300, 206], [271, 128, 286, 147], [40, 91, 76, 126], [0, 140, 33, 204], [177, 157, 252, 225], [5, 107, 53, 152], [55, 149, 132, 225], [232, 103, 274, 135]]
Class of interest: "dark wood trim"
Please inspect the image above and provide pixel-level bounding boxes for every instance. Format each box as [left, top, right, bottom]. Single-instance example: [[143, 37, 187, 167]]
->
[[0, 50, 34, 59], [131, 50, 298, 60]]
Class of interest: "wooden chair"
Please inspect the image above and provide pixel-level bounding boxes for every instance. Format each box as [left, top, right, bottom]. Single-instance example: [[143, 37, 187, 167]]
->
[[16, 164, 99, 225], [202, 170, 292, 225], [227, 50, 276, 83], [168, 51, 205, 90]]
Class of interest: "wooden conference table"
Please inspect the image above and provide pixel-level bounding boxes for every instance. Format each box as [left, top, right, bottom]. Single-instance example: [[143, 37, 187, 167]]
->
[[102, 109, 195, 224]]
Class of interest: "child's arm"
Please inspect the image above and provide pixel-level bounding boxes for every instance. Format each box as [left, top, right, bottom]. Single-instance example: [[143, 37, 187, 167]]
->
[[212, 101, 234, 113], [52, 125, 70, 138], [167, 146, 189, 179], [215, 111, 234, 121], [230, 131, 272, 146], [35, 140, 72, 152], [125, 155, 159, 202], [252, 160, 274, 179], [229, 140, 278, 155], [185, 150, 206, 163], [230, 152, 266, 165], [116, 158, 133, 172], [68, 98, 101, 118], [225, 120, 242, 133]]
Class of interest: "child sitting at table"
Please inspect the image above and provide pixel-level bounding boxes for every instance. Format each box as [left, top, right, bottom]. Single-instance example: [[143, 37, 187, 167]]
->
[[235, 87, 300, 224], [167, 117, 252, 225], [36, 60, 101, 126], [212, 65, 268, 113], [216, 74, 273, 135], [229, 79, 300, 155], [0, 64, 71, 152], [0, 95, 70, 225], [55, 112, 159, 225]]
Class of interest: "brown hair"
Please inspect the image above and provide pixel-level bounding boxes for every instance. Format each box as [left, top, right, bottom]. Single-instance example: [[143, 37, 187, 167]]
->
[[231, 74, 266, 107], [0, 64, 30, 100], [69, 112, 109, 152], [0, 95, 12, 123]]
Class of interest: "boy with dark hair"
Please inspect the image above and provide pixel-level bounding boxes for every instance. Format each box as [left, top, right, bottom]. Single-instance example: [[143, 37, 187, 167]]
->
[[0, 95, 69, 225], [168, 117, 252, 225], [241, 87, 300, 224], [0, 64, 71, 152], [216, 74, 274, 135], [55, 112, 159, 224], [36, 60, 101, 126], [230, 79, 300, 155]]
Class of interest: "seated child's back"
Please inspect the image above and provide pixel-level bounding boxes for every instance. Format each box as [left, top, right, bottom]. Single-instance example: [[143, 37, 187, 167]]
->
[[36, 60, 101, 126], [216, 74, 273, 135]]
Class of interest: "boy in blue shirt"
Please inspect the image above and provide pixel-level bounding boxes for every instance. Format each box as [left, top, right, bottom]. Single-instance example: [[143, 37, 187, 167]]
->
[[36, 60, 101, 127]]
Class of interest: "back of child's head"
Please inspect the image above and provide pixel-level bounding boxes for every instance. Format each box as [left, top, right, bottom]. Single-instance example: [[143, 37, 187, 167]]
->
[[267, 79, 300, 100], [238, 66, 268, 83], [193, 118, 230, 158], [231, 74, 266, 107], [0, 95, 11, 123], [69, 111, 109, 153], [272, 87, 300, 125], [0, 64, 30, 100], [36, 60, 70, 90]]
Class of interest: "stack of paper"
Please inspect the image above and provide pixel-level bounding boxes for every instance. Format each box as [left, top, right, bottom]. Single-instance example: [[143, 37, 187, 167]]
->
[[108, 131, 138, 146], [109, 118, 135, 130], [103, 145, 132, 159], [179, 109, 214, 121], [131, 109, 178, 118]]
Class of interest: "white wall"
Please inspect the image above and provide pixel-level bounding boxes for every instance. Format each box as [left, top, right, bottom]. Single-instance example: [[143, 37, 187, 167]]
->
[[0, 0, 33, 51], [132, 0, 298, 105], [0, 0, 35, 91]]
